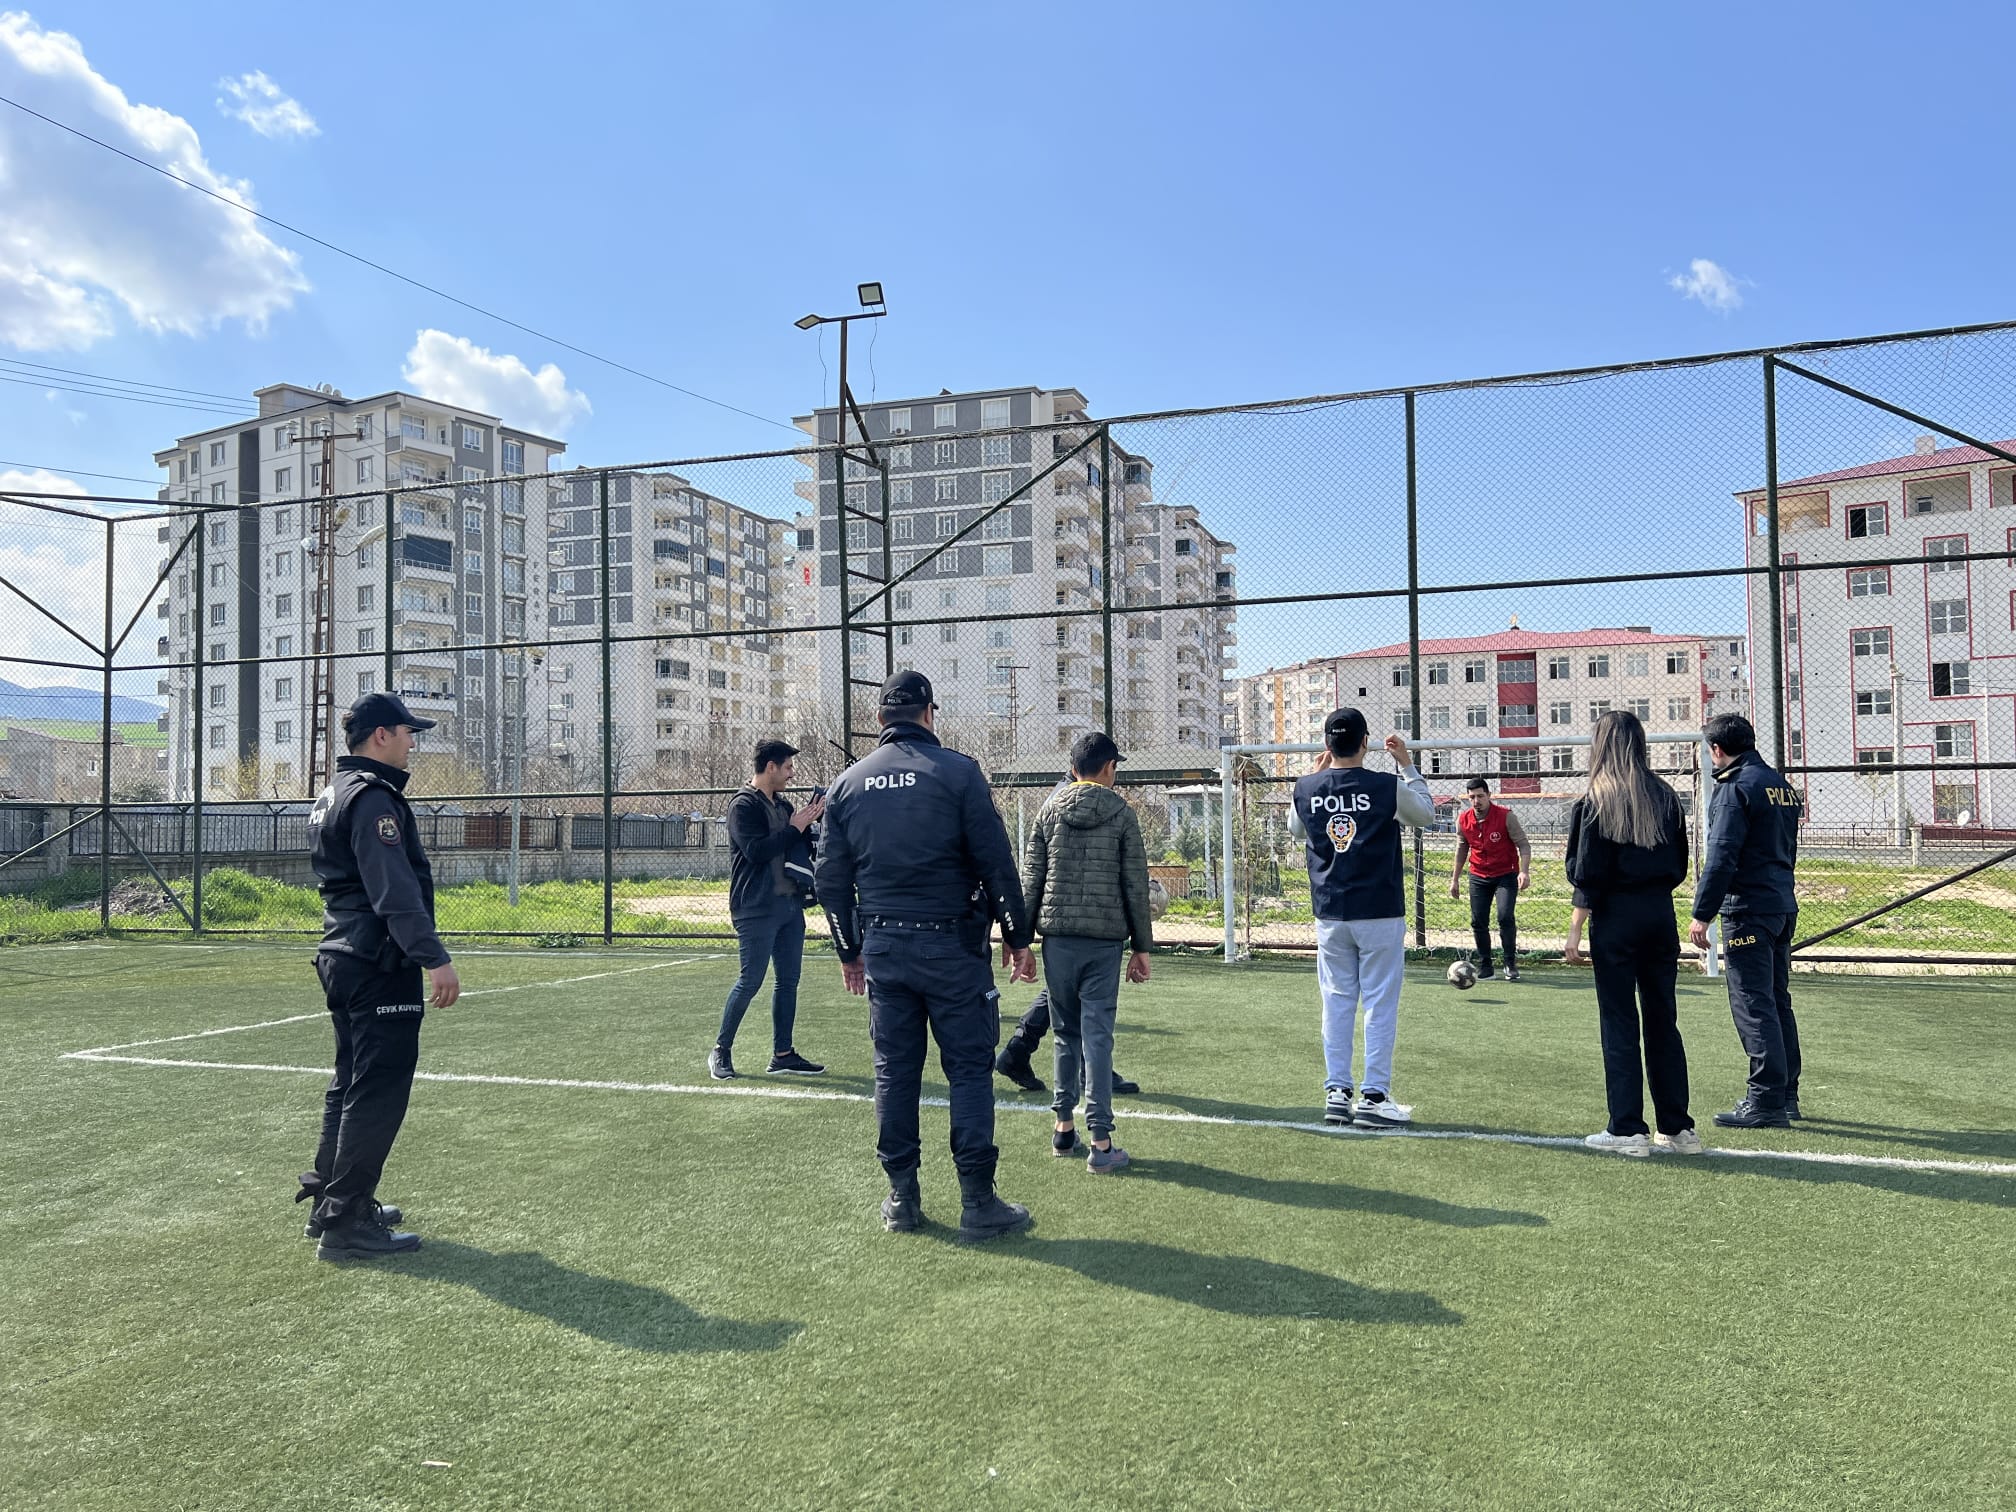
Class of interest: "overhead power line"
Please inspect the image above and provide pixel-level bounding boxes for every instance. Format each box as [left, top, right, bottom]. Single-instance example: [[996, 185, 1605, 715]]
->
[[0, 370, 249, 418], [0, 92, 800, 436], [0, 355, 245, 405]]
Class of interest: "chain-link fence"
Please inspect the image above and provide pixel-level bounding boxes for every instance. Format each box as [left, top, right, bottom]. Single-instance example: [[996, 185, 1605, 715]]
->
[[3, 321, 2015, 963]]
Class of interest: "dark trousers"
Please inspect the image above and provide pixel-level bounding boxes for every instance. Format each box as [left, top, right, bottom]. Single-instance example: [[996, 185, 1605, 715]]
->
[[1043, 936, 1125, 1140], [1589, 892, 1691, 1136], [863, 925, 1000, 1181], [309, 952, 424, 1228], [1721, 911, 1801, 1109], [1008, 991, 1051, 1051], [717, 898, 806, 1054], [1469, 871, 1518, 970]]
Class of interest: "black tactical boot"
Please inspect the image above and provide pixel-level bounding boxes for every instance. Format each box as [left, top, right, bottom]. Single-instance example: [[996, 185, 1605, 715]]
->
[[881, 1169, 924, 1233], [297, 1172, 403, 1239], [956, 1170, 1031, 1243], [993, 1041, 1046, 1093], [314, 1210, 422, 1261]]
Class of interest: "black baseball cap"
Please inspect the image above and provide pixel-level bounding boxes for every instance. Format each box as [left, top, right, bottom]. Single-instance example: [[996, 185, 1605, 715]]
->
[[879, 670, 937, 713], [1323, 706, 1368, 754], [1069, 731, 1123, 775], [342, 691, 436, 748]]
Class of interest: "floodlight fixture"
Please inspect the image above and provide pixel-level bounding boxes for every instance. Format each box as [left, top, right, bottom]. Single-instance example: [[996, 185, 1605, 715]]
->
[[857, 282, 885, 308], [794, 313, 822, 331]]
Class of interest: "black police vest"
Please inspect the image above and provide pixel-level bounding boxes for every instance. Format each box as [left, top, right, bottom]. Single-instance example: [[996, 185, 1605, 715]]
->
[[1292, 767, 1405, 921], [309, 762, 434, 964]]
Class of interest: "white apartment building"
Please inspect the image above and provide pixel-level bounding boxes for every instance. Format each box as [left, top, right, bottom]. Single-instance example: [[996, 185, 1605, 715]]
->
[[152, 383, 564, 798], [1742, 434, 2016, 828], [793, 386, 1237, 759], [1238, 626, 1728, 788]]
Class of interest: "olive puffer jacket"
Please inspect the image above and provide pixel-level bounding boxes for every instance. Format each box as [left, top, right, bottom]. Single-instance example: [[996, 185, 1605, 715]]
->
[[1020, 781, 1154, 950]]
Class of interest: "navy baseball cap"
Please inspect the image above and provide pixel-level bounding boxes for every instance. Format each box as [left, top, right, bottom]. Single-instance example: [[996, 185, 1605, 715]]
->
[[343, 691, 436, 747], [1323, 707, 1368, 753], [1069, 731, 1123, 775], [879, 670, 937, 713]]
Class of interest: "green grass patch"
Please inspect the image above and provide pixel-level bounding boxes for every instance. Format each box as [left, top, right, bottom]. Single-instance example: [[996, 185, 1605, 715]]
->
[[3, 946, 2012, 1508]]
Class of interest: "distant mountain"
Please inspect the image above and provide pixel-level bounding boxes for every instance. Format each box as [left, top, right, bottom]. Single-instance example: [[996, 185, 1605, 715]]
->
[[0, 678, 161, 724]]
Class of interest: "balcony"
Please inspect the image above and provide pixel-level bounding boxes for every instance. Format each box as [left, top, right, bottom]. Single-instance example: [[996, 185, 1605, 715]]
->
[[389, 422, 451, 457], [1054, 538, 1089, 566]]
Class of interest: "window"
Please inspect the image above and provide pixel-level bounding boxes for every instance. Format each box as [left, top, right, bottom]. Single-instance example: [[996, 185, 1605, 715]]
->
[[1426, 662, 1449, 685], [274, 467, 293, 495], [1546, 656, 1570, 680], [1667, 696, 1692, 721], [934, 402, 957, 428], [1589, 699, 1613, 720], [209, 726, 224, 750], [1856, 748, 1895, 768], [981, 436, 1012, 466], [1934, 783, 1978, 823], [1501, 748, 1539, 776], [1926, 537, 1968, 574], [1549, 746, 1576, 773], [209, 563, 228, 590], [933, 439, 957, 467], [1785, 674, 1800, 704], [1499, 658, 1535, 683], [209, 603, 227, 626], [458, 424, 483, 450], [1462, 659, 1488, 684], [935, 513, 957, 539], [1932, 661, 1972, 696], [981, 471, 1013, 504], [1428, 706, 1451, 730], [1500, 703, 1536, 725], [1393, 710, 1414, 733], [983, 544, 1013, 576], [981, 396, 1010, 429], [886, 407, 911, 435], [1784, 612, 1799, 647], [1851, 628, 1891, 659], [1856, 689, 1893, 716], [274, 591, 293, 616], [890, 479, 913, 505], [501, 439, 523, 472], [275, 634, 293, 657], [1548, 700, 1572, 725], [1465, 705, 1491, 729], [1665, 650, 1689, 674], [845, 483, 866, 511], [1728, 640, 1741, 656], [1788, 729, 1804, 763], [1929, 598, 1969, 635], [1849, 567, 1890, 597], [1586, 654, 1611, 678], [274, 720, 292, 744], [982, 513, 1012, 540], [209, 442, 227, 466], [1391, 666, 1411, 688], [358, 544, 375, 572], [935, 476, 958, 503], [208, 684, 226, 708], [1847, 503, 1888, 538], [1626, 697, 1651, 719], [940, 623, 958, 644], [211, 482, 227, 503], [891, 515, 916, 543], [1625, 652, 1650, 677]]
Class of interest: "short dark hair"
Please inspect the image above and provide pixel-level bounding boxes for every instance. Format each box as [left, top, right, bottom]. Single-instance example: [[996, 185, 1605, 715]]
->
[[1464, 777, 1491, 793], [753, 738, 798, 773], [1069, 730, 1122, 777], [1703, 713, 1756, 755], [340, 710, 378, 752]]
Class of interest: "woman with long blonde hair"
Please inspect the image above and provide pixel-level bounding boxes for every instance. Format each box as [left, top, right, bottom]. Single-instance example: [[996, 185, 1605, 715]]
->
[[1564, 710, 1697, 1156]]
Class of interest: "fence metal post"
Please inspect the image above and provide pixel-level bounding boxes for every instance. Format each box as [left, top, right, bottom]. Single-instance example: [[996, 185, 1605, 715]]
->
[[1219, 746, 1236, 963], [1763, 356, 1786, 770], [192, 514, 205, 931], [381, 491, 396, 692], [599, 468, 614, 944], [1405, 391, 1426, 950], [1699, 734, 1720, 977], [878, 456, 895, 678], [836, 437, 854, 758], [100, 517, 114, 933], [1099, 426, 1114, 729]]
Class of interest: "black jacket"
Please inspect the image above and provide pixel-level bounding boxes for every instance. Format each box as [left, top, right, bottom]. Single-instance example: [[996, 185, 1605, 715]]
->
[[1691, 750, 1803, 922], [1564, 784, 1688, 909], [308, 755, 450, 970], [726, 786, 811, 921], [813, 722, 1031, 964]]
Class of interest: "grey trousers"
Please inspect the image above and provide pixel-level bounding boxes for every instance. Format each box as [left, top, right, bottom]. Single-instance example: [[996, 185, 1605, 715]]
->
[[1043, 935, 1125, 1140]]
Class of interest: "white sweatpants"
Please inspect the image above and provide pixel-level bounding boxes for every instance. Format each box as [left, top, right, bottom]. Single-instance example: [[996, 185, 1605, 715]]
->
[[1314, 915, 1406, 1095]]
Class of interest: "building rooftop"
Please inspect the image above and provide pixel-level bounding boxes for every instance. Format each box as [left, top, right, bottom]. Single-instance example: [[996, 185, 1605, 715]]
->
[[1743, 437, 2016, 495]]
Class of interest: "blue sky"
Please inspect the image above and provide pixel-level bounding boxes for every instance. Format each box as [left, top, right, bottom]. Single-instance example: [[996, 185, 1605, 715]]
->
[[4, 0, 2016, 679]]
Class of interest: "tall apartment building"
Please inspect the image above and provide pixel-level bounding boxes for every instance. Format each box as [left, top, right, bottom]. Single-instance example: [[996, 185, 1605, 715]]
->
[[152, 383, 565, 798], [793, 386, 1237, 759], [1741, 434, 2015, 828], [1237, 626, 1728, 790], [538, 470, 794, 785]]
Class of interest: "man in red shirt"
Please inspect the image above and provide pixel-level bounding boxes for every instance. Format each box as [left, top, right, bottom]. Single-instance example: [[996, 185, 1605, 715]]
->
[[1449, 777, 1532, 981]]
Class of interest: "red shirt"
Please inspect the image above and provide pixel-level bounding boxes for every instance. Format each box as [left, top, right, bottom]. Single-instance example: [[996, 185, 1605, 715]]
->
[[1458, 803, 1520, 878]]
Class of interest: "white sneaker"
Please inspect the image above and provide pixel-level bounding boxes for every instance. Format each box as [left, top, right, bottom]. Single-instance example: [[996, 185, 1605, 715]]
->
[[1584, 1130, 1651, 1157], [1354, 1092, 1413, 1127], [1653, 1128, 1704, 1155]]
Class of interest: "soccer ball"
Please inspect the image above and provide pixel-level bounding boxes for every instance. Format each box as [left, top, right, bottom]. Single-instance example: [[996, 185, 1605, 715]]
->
[[1147, 878, 1171, 920], [1447, 959, 1479, 991]]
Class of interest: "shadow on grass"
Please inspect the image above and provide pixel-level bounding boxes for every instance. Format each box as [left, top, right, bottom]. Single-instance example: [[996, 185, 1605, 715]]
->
[[1126, 1090, 1329, 1124], [1683, 1155, 2016, 1209], [402, 1241, 804, 1353], [1131, 1158, 1546, 1228], [938, 1232, 1462, 1324], [1783, 1117, 2016, 1162]]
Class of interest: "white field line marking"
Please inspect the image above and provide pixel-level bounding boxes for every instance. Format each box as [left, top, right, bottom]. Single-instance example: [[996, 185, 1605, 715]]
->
[[52, 1048, 2016, 1179], [60, 956, 720, 1059]]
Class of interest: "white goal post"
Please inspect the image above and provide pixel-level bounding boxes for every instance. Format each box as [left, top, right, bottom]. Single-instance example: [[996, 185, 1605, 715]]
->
[[1215, 732, 1720, 973]]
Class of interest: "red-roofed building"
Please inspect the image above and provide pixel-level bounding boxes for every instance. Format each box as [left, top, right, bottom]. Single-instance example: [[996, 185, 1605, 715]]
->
[[1736, 432, 2012, 828], [1237, 625, 1745, 791]]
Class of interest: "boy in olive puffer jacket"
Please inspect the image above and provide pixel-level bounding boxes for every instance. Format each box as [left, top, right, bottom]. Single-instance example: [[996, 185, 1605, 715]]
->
[[1020, 731, 1154, 1172]]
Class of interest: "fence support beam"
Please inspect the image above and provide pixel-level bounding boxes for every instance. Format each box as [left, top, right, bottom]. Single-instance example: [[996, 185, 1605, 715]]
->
[[192, 511, 205, 931], [1763, 356, 1785, 770], [1100, 426, 1115, 731], [599, 468, 614, 946], [1219, 747, 1236, 963], [1405, 391, 1425, 949], [100, 516, 113, 933]]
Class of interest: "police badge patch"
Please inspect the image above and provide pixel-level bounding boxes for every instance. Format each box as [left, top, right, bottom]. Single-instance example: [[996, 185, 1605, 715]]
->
[[1325, 813, 1358, 851], [376, 814, 401, 845]]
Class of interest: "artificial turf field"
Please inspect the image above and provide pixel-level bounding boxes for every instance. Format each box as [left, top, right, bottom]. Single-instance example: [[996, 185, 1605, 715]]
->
[[4, 943, 2012, 1511]]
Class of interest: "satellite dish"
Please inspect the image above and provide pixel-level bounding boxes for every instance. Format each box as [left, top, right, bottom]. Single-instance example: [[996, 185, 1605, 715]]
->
[[1958, 809, 1974, 827]]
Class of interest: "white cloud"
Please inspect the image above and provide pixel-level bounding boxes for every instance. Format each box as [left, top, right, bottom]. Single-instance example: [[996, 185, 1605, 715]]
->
[[216, 70, 318, 139], [401, 329, 592, 437], [0, 13, 309, 350], [1668, 258, 1745, 313]]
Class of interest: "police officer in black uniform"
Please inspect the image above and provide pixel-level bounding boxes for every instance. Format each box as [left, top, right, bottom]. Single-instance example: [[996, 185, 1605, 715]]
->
[[297, 693, 461, 1259], [815, 671, 1038, 1240], [1689, 713, 1804, 1129]]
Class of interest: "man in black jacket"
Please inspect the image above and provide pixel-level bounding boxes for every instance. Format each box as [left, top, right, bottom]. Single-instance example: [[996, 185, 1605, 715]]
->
[[711, 738, 825, 1080], [299, 693, 460, 1260], [815, 671, 1037, 1241], [1689, 713, 1805, 1129]]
